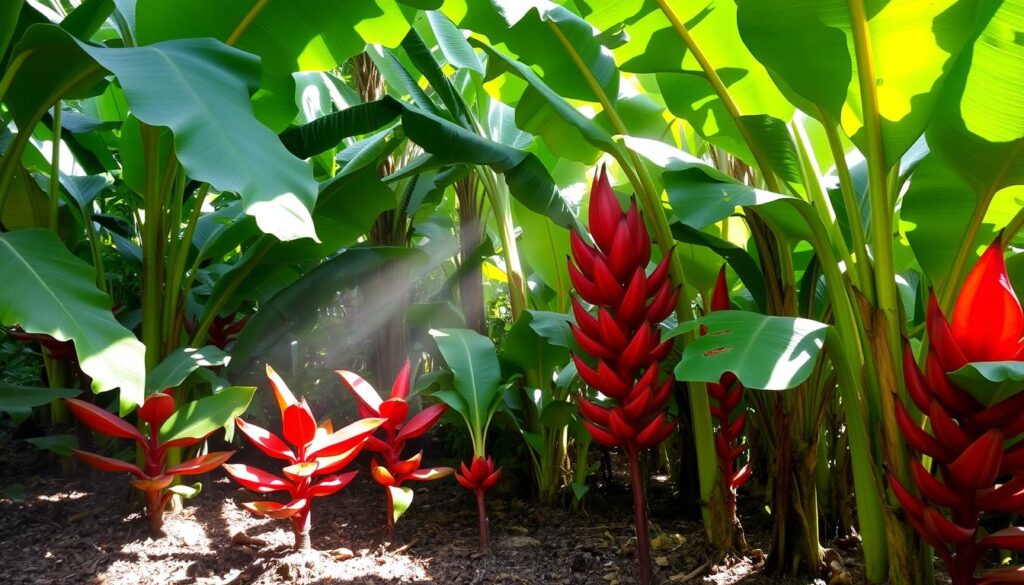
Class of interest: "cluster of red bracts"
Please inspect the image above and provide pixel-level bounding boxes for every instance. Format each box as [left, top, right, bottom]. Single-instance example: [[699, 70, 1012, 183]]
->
[[65, 391, 234, 535], [225, 366, 384, 550], [890, 240, 1024, 585], [454, 456, 501, 492], [568, 168, 677, 451], [184, 312, 251, 351], [337, 361, 452, 533], [705, 268, 751, 515]]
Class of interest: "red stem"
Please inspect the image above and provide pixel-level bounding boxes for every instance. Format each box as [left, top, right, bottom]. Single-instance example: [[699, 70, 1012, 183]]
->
[[627, 446, 653, 585], [145, 489, 164, 536], [292, 509, 311, 550], [475, 488, 489, 554]]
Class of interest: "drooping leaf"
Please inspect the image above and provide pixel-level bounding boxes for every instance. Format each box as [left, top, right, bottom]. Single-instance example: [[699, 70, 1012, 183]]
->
[[146, 346, 229, 393], [0, 385, 81, 423], [26, 434, 77, 456], [6, 25, 320, 241], [400, 106, 575, 228], [673, 311, 828, 390], [736, 0, 981, 168], [135, 0, 415, 129], [0, 229, 145, 405], [159, 386, 256, 443], [949, 362, 1024, 407], [279, 97, 404, 160]]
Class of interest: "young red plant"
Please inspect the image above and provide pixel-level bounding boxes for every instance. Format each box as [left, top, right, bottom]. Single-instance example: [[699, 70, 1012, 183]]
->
[[336, 360, 452, 539], [224, 365, 384, 550], [704, 267, 751, 548], [568, 166, 678, 585], [65, 390, 236, 535], [455, 455, 501, 552], [890, 239, 1024, 585]]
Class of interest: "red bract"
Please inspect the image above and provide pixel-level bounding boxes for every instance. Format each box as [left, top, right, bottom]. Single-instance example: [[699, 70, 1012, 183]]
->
[[455, 455, 502, 553], [224, 365, 384, 550], [568, 166, 677, 585], [931, 240, 1024, 370], [183, 312, 250, 351], [336, 360, 452, 538], [892, 240, 1024, 585], [704, 267, 751, 521], [65, 391, 234, 535]]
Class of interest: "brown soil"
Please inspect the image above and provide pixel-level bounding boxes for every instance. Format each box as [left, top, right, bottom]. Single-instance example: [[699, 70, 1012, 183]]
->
[[0, 443, 867, 585]]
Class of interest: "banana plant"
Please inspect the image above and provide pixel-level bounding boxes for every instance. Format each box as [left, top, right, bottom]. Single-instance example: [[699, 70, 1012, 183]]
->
[[430, 327, 506, 554]]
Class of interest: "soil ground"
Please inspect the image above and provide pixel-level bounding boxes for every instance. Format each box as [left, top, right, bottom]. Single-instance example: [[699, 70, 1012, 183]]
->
[[0, 439, 869, 585]]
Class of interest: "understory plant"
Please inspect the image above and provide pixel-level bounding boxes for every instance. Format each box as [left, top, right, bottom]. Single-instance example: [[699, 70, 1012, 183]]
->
[[431, 328, 506, 554], [65, 386, 254, 535], [569, 168, 678, 585], [704, 267, 751, 550], [224, 366, 384, 550], [336, 360, 452, 539], [891, 240, 1024, 585]]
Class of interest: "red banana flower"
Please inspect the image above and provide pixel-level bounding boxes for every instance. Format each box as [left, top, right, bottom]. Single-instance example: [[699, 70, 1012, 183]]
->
[[454, 455, 502, 492], [65, 390, 234, 536], [454, 455, 502, 554], [336, 360, 452, 537], [568, 166, 678, 585], [224, 365, 384, 550], [929, 239, 1024, 371], [891, 239, 1024, 585], [704, 267, 751, 522]]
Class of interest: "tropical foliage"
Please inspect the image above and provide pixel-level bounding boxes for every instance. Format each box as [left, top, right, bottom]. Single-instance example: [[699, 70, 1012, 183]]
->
[[0, 0, 1022, 584]]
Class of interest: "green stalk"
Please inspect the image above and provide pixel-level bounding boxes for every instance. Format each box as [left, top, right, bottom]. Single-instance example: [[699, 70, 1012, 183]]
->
[[825, 329, 888, 582], [1004, 205, 1024, 244], [820, 115, 874, 297], [652, 0, 782, 194], [847, 0, 901, 365], [790, 119, 858, 291], [140, 124, 165, 371], [165, 183, 208, 350], [48, 104, 62, 231]]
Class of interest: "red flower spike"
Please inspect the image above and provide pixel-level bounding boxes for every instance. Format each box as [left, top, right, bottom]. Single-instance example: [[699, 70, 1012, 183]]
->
[[952, 240, 1024, 362], [700, 267, 751, 525], [895, 239, 1024, 585], [230, 367, 384, 550], [711, 266, 730, 311], [570, 230, 597, 275], [588, 166, 621, 255], [337, 365, 450, 537], [569, 166, 678, 584]]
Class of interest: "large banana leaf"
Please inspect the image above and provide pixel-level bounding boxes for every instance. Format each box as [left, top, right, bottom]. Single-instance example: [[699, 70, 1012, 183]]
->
[[451, 0, 618, 103], [431, 328, 504, 454], [0, 229, 145, 405], [5, 25, 319, 241], [904, 0, 1024, 288], [736, 0, 980, 168], [400, 106, 575, 228], [674, 311, 828, 391], [135, 0, 416, 129]]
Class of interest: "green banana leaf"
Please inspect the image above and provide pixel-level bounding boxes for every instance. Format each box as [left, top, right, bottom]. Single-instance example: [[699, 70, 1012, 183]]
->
[[0, 229, 145, 406]]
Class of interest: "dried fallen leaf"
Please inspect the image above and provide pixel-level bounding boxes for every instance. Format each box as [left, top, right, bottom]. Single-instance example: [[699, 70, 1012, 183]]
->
[[655, 556, 669, 567]]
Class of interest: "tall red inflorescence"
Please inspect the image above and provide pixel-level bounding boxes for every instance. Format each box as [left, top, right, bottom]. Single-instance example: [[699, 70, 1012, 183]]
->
[[890, 239, 1024, 585], [568, 166, 678, 585]]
